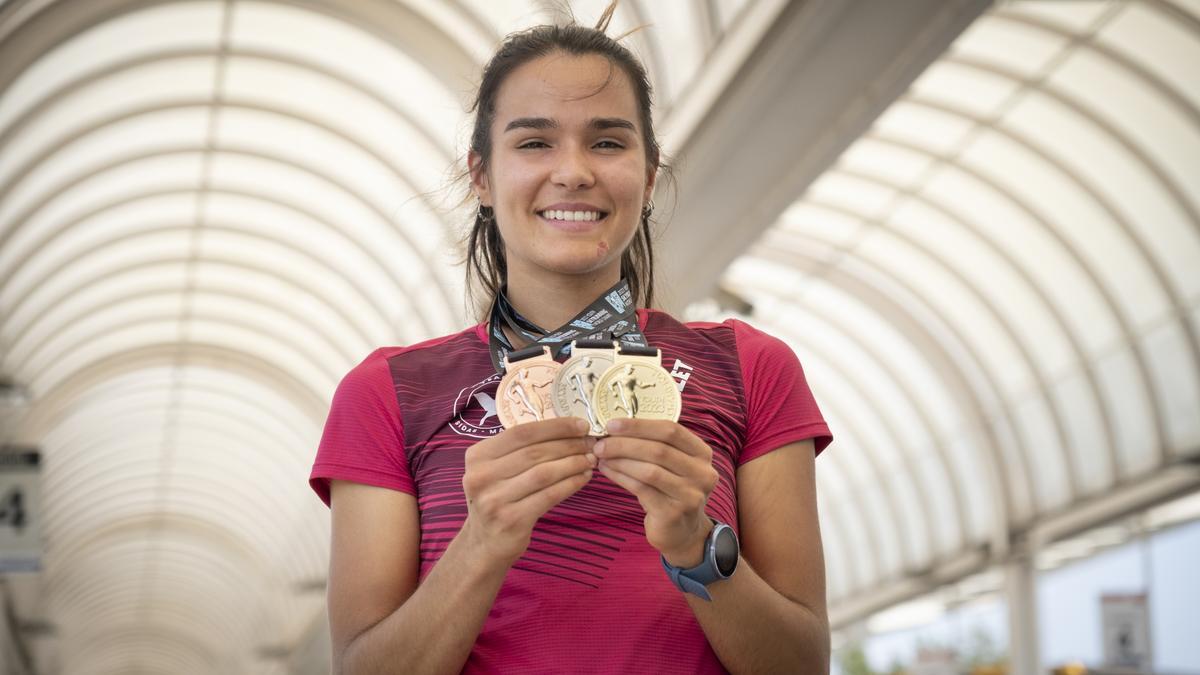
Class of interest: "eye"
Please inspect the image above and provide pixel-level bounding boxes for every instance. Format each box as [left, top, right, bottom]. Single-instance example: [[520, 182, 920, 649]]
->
[[517, 139, 549, 149], [594, 140, 625, 149]]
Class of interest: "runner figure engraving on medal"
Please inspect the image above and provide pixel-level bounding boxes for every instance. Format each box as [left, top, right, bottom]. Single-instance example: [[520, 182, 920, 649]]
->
[[609, 363, 651, 417], [594, 345, 681, 427], [497, 346, 562, 428], [508, 369, 550, 419], [552, 340, 615, 435]]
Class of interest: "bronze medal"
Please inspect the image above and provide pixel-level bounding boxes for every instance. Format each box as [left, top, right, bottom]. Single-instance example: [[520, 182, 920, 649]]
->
[[552, 341, 615, 436], [594, 345, 681, 427], [497, 346, 562, 428]]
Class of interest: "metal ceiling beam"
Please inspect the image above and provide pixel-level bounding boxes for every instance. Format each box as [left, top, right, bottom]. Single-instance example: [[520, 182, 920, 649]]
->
[[799, 193, 1084, 506], [0, 101, 460, 317], [830, 462, 1200, 630], [0, 0, 481, 99], [19, 342, 330, 438], [753, 243, 1018, 551], [655, 0, 991, 311], [829, 157, 1123, 501], [797, 350, 925, 574], [2, 184, 425, 346], [742, 284, 966, 563], [0, 47, 457, 164]]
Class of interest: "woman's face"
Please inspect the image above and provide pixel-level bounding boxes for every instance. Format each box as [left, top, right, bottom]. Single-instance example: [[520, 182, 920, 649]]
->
[[471, 52, 655, 285]]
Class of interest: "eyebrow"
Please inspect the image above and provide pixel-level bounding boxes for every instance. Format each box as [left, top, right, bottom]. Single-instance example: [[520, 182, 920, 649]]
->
[[503, 117, 637, 132]]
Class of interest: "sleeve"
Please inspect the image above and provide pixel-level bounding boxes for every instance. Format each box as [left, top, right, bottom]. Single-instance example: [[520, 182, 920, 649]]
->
[[308, 349, 415, 506], [732, 320, 833, 464]]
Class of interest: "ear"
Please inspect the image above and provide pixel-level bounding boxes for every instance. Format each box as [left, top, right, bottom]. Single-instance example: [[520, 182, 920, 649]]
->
[[643, 162, 657, 204], [468, 150, 492, 207]]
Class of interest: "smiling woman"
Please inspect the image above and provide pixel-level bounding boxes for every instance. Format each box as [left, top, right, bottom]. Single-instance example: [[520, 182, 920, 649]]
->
[[460, 4, 665, 323], [308, 2, 834, 673], [471, 51, 654, 330]]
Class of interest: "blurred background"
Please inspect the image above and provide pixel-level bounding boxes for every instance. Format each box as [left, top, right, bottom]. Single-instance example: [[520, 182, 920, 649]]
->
[[0, 0, 1198, 673]]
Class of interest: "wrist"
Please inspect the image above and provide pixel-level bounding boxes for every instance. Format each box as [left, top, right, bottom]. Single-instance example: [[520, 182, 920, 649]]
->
[[661, 520, 740, 601], [661, 518, 714, 568], [458, 517, 526, 569]]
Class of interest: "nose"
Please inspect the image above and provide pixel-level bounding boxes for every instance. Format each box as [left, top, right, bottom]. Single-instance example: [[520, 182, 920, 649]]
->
[[551, 144, 595, 190]]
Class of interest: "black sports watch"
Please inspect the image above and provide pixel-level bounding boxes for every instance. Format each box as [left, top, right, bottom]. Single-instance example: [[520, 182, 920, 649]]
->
[[660, 520, 739, 601]]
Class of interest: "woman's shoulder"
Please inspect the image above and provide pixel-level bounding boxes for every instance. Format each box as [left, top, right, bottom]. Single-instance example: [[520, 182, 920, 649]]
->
[[641, 308, 787, 353], [341, 323, 487, 381]]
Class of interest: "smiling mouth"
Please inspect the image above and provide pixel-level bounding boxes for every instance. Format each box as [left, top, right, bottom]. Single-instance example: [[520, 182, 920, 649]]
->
[[537, 209, 607, 222]]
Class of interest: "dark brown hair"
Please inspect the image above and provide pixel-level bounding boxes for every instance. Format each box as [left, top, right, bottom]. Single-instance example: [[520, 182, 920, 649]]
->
[[463, 1, 668, 317]]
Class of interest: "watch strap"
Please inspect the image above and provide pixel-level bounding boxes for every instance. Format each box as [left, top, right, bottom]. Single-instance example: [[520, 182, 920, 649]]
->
[[661, 555, 714, 601], [660, 520, 736, 601]]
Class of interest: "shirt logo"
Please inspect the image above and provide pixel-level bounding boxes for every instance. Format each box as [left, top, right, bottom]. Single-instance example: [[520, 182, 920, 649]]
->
[[449, 373, 504, 438], [670, 359, 694, 393]]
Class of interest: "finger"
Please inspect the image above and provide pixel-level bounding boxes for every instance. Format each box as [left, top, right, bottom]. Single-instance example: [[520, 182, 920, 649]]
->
[[600, 457, 695, 503], [597, 460, 672, 513], [475, 417, 591, 460], [490, 436, 598, 480], [594, 437, 718, 495], [494, 453, 596, 504], [593, 437, 693, 480], [463, 435, 593, 502], [603, 419, 710, 458], [516, 467, 594, 518]]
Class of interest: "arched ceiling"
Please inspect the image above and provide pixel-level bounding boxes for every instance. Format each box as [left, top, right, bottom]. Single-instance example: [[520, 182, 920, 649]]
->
[[0, 0, 1197, 672], [0, 0, 788, 672], [712, 0, 1200, 621]]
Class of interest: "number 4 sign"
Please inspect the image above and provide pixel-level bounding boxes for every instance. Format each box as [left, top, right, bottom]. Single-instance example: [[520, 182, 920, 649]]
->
[[0, 446, 41, 572]]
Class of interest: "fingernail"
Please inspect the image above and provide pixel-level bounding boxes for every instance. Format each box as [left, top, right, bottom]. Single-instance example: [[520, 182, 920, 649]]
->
[[583, 469, 594, 480], [586, 452, 598, 467], [593, 440, 606, 457], [606, 419, 625, 433], [575, 418, 590, 433]]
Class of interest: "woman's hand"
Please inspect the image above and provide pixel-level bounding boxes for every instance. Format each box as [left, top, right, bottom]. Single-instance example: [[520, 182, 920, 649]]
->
[[593, 419, 720, 567], [461, 417, 597, 565]]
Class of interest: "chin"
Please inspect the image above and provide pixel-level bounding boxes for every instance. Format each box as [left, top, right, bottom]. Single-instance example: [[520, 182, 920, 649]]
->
[[538, 248, 620, 277]]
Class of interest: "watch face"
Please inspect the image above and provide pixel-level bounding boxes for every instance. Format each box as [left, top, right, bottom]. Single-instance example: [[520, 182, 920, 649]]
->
[[714, 526, 739, 577]]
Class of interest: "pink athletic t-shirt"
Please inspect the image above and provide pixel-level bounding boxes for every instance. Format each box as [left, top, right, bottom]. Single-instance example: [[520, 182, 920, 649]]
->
[[311, 309, 831, 674]]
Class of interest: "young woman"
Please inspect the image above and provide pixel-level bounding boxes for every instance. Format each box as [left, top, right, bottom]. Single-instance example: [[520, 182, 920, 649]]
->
[[310, 5, 833, 673]]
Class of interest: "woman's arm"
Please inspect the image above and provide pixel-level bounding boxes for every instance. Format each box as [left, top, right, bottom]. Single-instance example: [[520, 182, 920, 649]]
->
[[597, 424, 828, 673], [687, 439, 829, 672], [328, 481, 506, 675], [327, 417, 597, 675]]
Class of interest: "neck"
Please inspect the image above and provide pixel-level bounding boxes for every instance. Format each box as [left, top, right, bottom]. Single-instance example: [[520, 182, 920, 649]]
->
[[503, 267, 623, 340]]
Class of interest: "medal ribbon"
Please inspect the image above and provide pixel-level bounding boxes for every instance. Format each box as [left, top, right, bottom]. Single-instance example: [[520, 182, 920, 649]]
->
[[488, 278, 648, 373]]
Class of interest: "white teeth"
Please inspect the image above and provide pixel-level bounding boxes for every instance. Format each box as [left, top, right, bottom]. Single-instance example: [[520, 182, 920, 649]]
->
[[541, 210, 601, 221]]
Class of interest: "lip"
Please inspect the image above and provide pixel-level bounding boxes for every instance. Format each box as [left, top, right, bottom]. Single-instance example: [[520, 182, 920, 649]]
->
[[539, 202, 606, 212], [536, 202, 609, 231]]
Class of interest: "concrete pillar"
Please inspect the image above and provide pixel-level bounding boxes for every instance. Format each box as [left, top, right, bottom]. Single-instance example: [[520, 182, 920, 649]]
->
[[1005, 552, 1040, 675]]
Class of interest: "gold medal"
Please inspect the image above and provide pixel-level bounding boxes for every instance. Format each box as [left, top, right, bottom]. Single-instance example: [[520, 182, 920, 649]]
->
[[594, 345, 681, 427], [497, 346, 562, 428], [552, 340, 615, 436]]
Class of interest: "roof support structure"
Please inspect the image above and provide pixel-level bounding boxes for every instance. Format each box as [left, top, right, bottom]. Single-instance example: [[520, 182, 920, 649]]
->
[[655, 0, 992, 311]]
